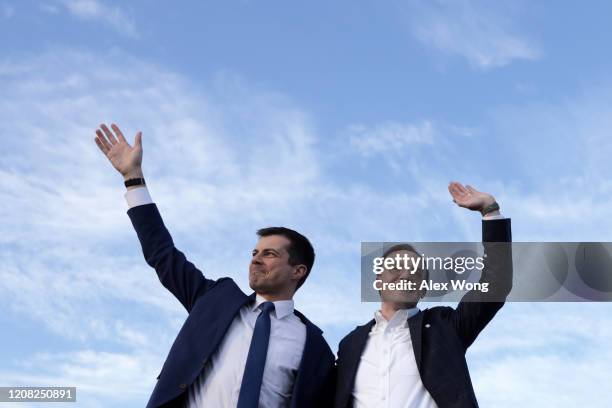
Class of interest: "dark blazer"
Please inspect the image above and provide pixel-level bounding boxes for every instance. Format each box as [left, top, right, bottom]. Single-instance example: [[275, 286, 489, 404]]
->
[[127, 203, 335, 408], [334, 218, 512, 408]]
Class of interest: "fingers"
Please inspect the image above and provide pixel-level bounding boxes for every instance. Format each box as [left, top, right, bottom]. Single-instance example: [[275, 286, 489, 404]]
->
[[454, 182, 468, 194], [466, 185, 478, 194], [94, 135, 108, 154], [111, 123, 129, 145], [100, 124, 118, 145], [448, 181, 464, 198], [95, 129, 112, 151], [135, 131, 142, 147]]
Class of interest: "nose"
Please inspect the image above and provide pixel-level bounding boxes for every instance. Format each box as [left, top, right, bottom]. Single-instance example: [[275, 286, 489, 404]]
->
[[398, 269, 412, 280], [251, 253, 263, 265]]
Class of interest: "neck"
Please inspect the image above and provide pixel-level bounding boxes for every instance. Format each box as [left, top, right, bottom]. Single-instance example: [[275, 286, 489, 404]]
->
[[256, 292, 293, 302], [380, 301, 416, 321]]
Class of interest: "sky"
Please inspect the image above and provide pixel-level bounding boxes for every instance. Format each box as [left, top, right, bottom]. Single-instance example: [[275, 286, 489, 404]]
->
[[1, 0, 612, 406]]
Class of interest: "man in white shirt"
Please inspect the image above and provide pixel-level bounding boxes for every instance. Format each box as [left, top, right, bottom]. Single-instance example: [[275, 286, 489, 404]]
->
[[334, 182, 513, 408], [94, 123, 335, 408]]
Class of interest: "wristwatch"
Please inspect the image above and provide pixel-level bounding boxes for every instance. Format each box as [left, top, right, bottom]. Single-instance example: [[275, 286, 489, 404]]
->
[[480, 201, 500, 216], [124, 177, 146, 188]]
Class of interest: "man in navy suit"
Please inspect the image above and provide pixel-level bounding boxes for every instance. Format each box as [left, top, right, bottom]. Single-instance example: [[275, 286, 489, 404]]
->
[[334, 182, 512, 408], [95, 123, 335, 408]]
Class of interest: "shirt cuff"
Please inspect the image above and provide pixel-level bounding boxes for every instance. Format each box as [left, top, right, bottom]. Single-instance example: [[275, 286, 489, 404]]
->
[[482, 213, 506, 220], [124, 186, 153, 209]]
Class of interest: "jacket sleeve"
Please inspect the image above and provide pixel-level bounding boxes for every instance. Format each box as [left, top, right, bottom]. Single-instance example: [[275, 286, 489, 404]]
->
[[451, 218, 513, 350], [127, 203, 215, 312]]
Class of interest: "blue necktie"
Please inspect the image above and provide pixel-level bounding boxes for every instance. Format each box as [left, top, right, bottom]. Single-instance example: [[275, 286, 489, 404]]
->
[[237, 301, 275, 408]]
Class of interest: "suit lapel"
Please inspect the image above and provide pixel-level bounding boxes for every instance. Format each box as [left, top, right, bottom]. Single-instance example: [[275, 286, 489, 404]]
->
[[191, 283, 253, 363], [408, 310, 424, 374], [290, 310, 326, 408], [339, 319, 375, 407]]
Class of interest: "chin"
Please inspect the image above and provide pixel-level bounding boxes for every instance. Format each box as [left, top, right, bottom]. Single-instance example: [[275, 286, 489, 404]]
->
[[249, 280, 269, 293], [382, 291, 419, 304], [249, 280, 261, 291]]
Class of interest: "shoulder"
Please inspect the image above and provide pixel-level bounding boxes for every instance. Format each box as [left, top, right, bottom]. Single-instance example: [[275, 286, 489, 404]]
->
[[293, 309, 334, 357], [204, 276, 244, 294], [193, 277, 250, 306], [338, 319, 375, 351], [419, 306, 456, 322], [293, 308, 332, 334]]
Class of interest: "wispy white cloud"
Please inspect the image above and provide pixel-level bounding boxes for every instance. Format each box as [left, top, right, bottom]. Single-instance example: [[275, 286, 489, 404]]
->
[[39, 3, 61, 14], [403, 0, 540, 69], [348, 120, 435, 156], [480, 82, 612, 241], [470, 303, 612, 407], [60, 0, 137, 37], [0, 350, 158, 405]]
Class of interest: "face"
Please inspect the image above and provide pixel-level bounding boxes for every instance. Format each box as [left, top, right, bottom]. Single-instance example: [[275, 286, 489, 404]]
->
[[379, 249, 426, 305], [249, 235, 305, 297]]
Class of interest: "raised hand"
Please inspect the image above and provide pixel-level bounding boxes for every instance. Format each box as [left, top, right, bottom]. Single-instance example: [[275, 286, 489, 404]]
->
[[448, 181, 496, 213], [94, 123, 143, 177]]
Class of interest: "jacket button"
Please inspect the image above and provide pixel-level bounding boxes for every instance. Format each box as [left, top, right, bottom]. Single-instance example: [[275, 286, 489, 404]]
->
[[179, 384, 187, 390]]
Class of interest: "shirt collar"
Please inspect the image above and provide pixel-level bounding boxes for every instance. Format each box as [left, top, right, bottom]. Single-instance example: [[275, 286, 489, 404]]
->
[[252, 294, 295, 319], [373, 307, 420, 331]]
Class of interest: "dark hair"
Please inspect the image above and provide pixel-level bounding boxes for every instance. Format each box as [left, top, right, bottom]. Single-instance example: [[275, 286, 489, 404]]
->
[[256, 227, 315, 291], [382, 243, 429, 281]]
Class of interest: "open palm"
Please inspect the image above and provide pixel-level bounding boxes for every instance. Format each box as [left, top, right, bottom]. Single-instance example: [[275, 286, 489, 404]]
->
[[448, 182, 495, 211], [94, 123, 142, 176]]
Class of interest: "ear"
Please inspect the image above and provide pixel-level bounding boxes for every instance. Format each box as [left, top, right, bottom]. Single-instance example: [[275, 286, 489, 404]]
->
[[292, 264, 308, 282], [418, 287, 427, 300]]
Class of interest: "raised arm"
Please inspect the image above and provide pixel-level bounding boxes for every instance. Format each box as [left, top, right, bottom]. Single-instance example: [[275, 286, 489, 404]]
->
[[447, 182, 513, 350], [94, 123, 213, 312]]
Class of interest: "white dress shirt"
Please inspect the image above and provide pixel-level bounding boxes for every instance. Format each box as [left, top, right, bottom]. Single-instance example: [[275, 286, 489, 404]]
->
[[125, 186, 307, 408], [353, 308, 438, 408]]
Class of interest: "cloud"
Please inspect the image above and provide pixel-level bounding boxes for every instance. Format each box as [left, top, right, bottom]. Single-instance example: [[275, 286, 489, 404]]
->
[[469, 303, 612, 407], [39, 3, 61, 14], [478, 81, 612, 241], [348, 120, 435, 155], [0, 350, 158, 406], [60, 0, 137, 37], [403, 0, 540, 69]]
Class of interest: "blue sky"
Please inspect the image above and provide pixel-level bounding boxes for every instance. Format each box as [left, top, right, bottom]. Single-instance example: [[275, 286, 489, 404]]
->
[[2, 0, 612, 406]]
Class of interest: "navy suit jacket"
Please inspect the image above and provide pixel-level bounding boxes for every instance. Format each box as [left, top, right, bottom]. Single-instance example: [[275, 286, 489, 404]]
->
[[334, 219, 512, 408], [127, 203, 335, 408]]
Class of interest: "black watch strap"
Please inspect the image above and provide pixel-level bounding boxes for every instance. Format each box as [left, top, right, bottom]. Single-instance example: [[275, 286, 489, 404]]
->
[[480, 201, 500, 216], [124, 177, 146, 188]]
